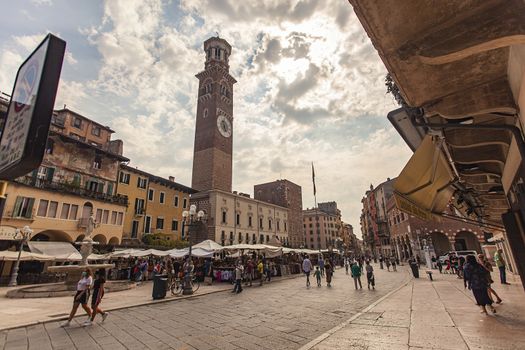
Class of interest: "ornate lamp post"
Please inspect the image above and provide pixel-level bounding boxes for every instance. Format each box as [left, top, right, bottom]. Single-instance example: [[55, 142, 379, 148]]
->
[[8, 226, 33, 287], [182, 204, 204, 295]]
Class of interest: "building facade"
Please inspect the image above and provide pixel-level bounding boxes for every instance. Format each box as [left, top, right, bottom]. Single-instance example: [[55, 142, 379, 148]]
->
[[1, 108, 128, 246], [192, 190, 288, 246], [116, 165, 195, 243], [303, 207, 341, 250], [360, 179, 394, 257], [387, 195, 497, 262], [254, 179, 303, 247]]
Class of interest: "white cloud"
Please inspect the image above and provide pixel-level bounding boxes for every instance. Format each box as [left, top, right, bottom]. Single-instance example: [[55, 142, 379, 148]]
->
[[31, 0, 53, 6], [0, 0, 410, 237]]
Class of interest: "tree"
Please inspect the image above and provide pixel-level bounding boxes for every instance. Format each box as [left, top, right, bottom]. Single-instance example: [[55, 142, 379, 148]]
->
[[142, 234, 189, 249]]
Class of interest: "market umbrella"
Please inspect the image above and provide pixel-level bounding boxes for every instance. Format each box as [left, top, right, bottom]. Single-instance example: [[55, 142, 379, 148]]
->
[[0, 250, 55, 261], [193, 240, 223, 251]]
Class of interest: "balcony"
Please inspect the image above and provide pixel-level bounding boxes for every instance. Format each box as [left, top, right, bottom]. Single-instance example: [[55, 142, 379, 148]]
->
[[134, 208, 145, 217], [16, 177, 128, 206]]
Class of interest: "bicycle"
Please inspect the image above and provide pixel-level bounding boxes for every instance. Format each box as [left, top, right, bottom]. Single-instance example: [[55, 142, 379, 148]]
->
[[170, 275, 200, 295]]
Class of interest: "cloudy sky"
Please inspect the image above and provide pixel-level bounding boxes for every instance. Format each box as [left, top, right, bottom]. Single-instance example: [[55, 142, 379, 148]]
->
[[0, 0, 412, 237]]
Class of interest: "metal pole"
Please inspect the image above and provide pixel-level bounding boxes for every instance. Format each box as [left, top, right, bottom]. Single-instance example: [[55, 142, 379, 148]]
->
[[8, 240, 23, 287]]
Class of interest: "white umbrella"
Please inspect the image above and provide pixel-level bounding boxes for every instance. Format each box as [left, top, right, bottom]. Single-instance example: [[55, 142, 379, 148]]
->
[[193, 240, 223, 251], [0, 250, 55, 261]]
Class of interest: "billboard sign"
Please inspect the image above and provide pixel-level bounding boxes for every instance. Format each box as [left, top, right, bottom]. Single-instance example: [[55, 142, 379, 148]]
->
[[0, 34, 65, 180]]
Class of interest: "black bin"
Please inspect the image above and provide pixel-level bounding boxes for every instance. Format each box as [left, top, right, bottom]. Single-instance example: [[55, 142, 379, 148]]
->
[[152, 274, 168, 300]]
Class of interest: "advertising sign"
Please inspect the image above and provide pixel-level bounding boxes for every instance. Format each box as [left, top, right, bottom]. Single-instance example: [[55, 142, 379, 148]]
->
[[0, 34, 65, 180]]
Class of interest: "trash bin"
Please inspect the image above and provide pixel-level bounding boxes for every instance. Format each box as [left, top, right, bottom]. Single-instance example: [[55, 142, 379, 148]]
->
[[409, 262, 419, 278], [152, 274, 168, 300]]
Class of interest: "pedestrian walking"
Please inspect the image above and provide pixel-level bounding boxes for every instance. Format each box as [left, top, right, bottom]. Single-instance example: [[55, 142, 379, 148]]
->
[[351, 262, 363, 290], [265, 261, 272, 282], [302, 255, 313, 287], [344, 257, 350, 275], [464, 255, 496, 314], [494, 249, 510, 285], [385, 258, 391, 271], [416, 255, 421, 268], [245, 259, 254, 286], [257, 259, 264, 286], [365, 261, 375, 290], [61, 268, 93, 327], [319, 256, 325, 277], [390, 256, 397, 272], [379, 255, 384, 269], [436, 259, 443, 274], [84, 269, 109, 326], [314, 266, 322, 287], [233, 261, 244, 293], [325, 261, 333, 287], [478, 254, 502, 304]]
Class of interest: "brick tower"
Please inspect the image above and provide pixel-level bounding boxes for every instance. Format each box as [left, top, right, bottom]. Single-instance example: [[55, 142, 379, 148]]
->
[[191, 37, 237, 193]]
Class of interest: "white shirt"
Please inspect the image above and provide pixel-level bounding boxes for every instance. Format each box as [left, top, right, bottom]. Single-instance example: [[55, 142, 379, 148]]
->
[[77, 276, 92, 291], [302, 258, 313, 273]]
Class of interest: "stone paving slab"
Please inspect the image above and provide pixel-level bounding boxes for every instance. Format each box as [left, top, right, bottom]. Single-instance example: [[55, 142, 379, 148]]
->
[[307, 270, 525, 350], [1, 265, 410, 349]]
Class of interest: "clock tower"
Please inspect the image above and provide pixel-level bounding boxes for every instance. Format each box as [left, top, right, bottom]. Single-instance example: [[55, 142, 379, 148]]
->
[[191, 37, 236, 193]]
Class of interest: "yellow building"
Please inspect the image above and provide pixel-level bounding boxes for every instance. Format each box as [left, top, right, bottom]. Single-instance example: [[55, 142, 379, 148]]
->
[[1, 182, 125, 244], [117, 165, 196, 242]]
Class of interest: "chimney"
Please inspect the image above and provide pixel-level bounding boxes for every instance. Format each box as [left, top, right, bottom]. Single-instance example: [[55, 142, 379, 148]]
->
[[169, 176, 175, 182]]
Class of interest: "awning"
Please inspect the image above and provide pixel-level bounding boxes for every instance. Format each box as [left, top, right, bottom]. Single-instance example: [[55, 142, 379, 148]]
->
[[394, 135, 456, 219], [28, 241, 82, 261], [0, 250, 55, 261], [192, 240, 223, 251]]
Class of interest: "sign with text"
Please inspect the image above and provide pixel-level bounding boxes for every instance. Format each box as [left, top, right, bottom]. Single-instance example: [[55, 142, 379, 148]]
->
[[0, 34, 65, 180], [0, 226, 17, 240]]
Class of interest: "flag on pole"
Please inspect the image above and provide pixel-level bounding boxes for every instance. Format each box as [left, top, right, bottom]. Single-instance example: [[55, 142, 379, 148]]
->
[[312, 162, 316, 196]]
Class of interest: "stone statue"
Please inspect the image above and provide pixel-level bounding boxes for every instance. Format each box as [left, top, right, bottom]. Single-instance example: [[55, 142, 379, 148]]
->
[[85, 214, 96, 241]]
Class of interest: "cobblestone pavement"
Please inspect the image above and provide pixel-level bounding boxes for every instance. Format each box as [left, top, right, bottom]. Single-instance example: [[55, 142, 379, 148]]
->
[[0, 265, 410, 350]]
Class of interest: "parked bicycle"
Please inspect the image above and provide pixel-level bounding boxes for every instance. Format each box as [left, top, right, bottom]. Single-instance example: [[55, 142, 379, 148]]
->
[[170, 275, 200, 295]]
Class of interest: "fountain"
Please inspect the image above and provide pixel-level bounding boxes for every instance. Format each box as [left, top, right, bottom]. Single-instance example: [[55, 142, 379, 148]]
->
[[7, 215, 132, 298]]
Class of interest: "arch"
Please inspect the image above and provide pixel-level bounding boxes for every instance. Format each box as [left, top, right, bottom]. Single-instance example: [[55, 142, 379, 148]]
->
[[75, 234, 85, 242], [429, 231, 452, 256], [31, 230, 72, 242], [454, 231, 481, 252], [108, 237, 120, 245], [92, 234, 107, 245]]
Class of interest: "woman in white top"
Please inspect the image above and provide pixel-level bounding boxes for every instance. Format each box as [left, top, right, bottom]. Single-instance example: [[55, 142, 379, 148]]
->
[[61, 268, 93, 327]]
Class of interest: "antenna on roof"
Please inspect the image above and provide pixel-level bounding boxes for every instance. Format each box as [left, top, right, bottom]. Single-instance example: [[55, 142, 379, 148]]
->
[[216, 31, 219, 38]]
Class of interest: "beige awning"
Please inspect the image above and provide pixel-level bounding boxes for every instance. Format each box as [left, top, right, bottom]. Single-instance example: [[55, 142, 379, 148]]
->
[[394, 135, 456, 219], [0, 250, 55, 261]]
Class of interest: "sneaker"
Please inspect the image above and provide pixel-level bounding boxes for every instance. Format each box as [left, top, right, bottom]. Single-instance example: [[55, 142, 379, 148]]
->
[[102, 312, 109, 322], [60, 321, 70, 328], [82, 320, 92, 327]]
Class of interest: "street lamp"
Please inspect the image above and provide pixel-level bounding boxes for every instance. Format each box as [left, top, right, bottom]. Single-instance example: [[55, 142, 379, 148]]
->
[[182, 204, 204, 295], [8, 226, 33, 287]]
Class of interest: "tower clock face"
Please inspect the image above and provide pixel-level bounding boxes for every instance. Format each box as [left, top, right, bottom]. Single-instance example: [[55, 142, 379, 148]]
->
[[217, 114, 232, 138]]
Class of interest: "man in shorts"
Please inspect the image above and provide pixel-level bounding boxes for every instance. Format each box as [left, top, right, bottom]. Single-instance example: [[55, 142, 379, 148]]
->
[[302, 255, 313, 287]]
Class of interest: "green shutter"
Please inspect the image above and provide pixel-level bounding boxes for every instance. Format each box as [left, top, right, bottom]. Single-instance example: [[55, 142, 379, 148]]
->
[[13, 197, 23, 217], [26, 198, 35, 218], [107, 182, 114, 195], [46, 168, 55, 182]]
